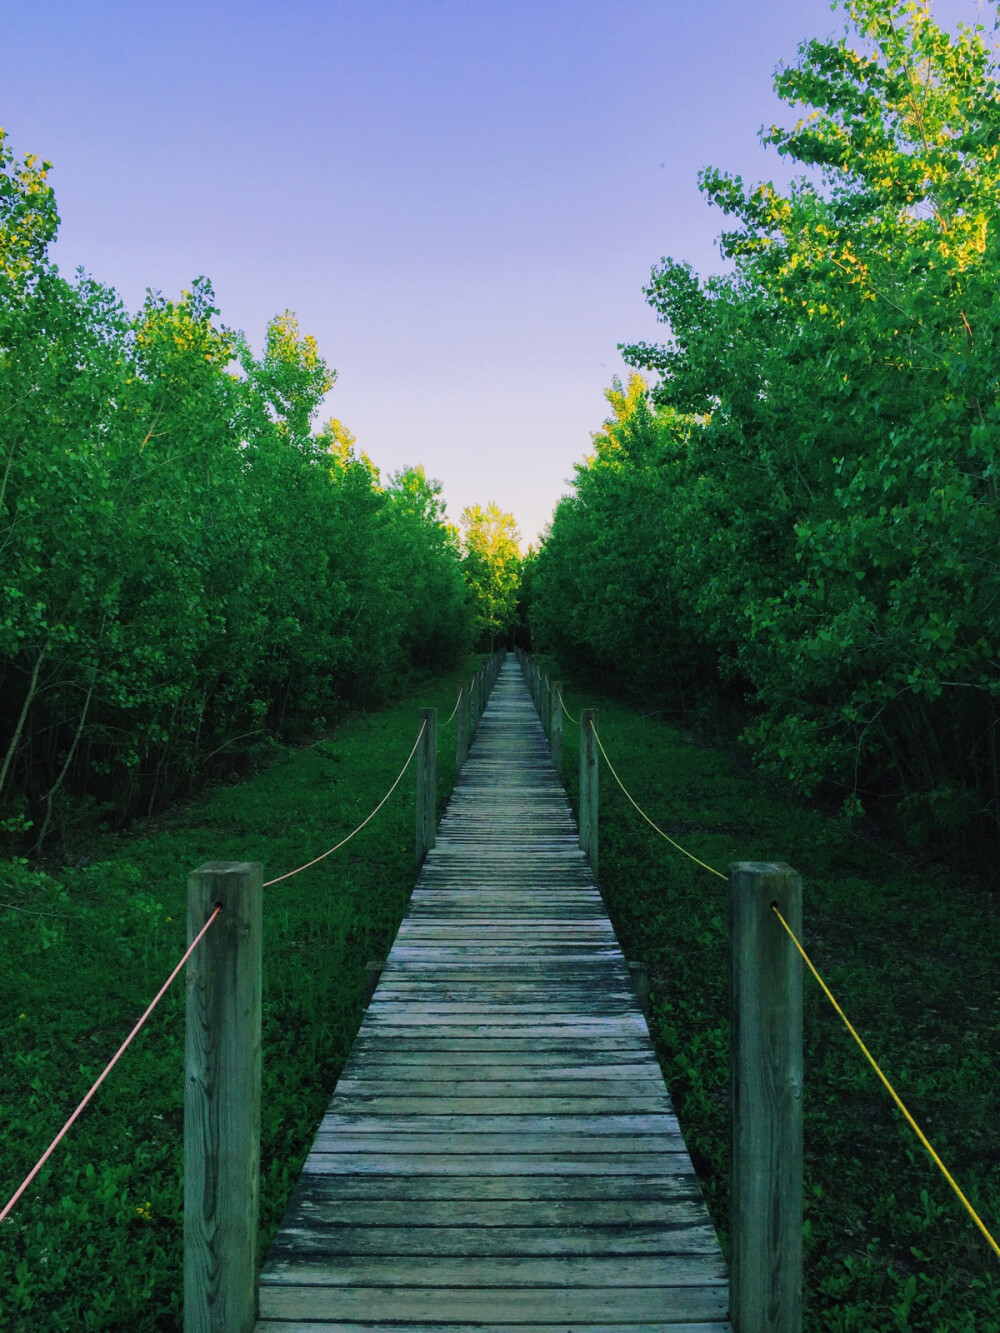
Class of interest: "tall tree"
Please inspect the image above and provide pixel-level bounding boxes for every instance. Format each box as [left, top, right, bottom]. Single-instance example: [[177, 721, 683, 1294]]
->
[[533, 0, 1000, 849], [460, 503, 522, 649]]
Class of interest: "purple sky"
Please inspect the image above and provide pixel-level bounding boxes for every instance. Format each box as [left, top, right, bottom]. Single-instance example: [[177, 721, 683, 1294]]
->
[[3, 1, 990, 544]]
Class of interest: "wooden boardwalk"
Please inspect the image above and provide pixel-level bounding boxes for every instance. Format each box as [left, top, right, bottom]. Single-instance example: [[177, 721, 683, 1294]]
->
[[255, 655, 732, 1331]]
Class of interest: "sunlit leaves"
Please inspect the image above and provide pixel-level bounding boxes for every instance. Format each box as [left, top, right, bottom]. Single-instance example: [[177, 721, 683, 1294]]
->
[[561, 0, 1000, 849]]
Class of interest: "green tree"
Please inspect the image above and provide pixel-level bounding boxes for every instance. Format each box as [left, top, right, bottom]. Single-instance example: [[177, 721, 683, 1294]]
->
[[0, 128, 474, 850], [530, 0, 1000, 852], [460, 503, 522, 649]]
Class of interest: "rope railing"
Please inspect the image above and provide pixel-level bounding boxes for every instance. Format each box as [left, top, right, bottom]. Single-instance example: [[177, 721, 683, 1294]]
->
[[516, 650, 999, 1271], [2, 664, 512, 1323], [438, 688, 463, 728], [0, 904, 223, 1225], [1, 700, 445, 1244], [558, 691, 579, 726], [771, 905, 1000, 1262], [263, 719, 426, 887], [590, 721, 726, 881], [590, 713, 999, 1265]]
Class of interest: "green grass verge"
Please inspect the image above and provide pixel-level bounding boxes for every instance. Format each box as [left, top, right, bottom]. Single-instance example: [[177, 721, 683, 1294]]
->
[[0, 660, 476, 1331], [550, 664, 999, 1333]]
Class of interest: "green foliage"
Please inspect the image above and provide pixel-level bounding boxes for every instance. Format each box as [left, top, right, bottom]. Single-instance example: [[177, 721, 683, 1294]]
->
[[460, 502, 522, 649], [549, 666, 999, 1332], [530, 0, 1000, 852], [0, 660, 474, 1330], [0, 132, 473, 852]]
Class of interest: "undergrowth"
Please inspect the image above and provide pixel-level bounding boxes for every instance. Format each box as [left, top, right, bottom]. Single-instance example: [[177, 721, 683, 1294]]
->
[[551, 664, 999, 1333], [0, 660, 475, 1331]]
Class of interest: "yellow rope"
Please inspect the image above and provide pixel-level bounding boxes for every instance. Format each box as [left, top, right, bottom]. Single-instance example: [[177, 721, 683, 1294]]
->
[[772, 906, 1000, 1261], [558, 691, 579, 726], [571, 705, 997, 1262], [264, 720, 427, 887], [589, 722, 727, 881], [439, 687, 463, 729]]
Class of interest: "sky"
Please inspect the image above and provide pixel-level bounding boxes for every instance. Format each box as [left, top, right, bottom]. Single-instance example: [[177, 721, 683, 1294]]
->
[[1, 0, 991, 545]]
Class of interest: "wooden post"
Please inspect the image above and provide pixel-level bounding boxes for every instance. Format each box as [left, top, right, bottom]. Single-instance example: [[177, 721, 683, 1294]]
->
[[579, 709, 598, 880], [628, 960, 650, 1017], [415, 708, 438, 868], [456, 684, 469, 770], [541, 673, 551, 736], [184, 862, 263, 1333], [729, 862, 803, 1333], [364, 959, 384, 1008], [470, 672, 481, 735], [551, 681, 564, 774]]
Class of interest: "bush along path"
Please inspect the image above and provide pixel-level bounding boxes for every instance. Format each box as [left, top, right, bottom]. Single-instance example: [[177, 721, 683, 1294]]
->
[[0, 658, 480, 1332], [548, 665, 999, 1333]]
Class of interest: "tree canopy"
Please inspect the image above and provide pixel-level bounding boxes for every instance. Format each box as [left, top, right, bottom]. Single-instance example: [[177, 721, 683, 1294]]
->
[[0, 129, 475, 851], [529, 0, 1000, 853], [460, 502, 522, 649]]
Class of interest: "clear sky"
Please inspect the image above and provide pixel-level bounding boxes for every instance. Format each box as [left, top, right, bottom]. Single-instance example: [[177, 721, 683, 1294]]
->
[[2, 0, 988, 545]]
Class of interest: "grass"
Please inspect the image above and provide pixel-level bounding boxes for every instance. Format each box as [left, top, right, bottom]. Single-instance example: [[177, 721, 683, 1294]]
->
[[548, 662, 999, 1333], [0, 659, 476, 1331]]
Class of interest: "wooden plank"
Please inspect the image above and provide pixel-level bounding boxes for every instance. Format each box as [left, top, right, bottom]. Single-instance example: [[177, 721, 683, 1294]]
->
[[310, 1132, 687, 1155], [275, 1194, 712, 1228], [267, 1222, 723, 1257], [289, 1172, 706, 1201], [257, 1323, 734, 1333], [258, 1284, 730, 1324], [302, 1153, 696, 1176], [341, 1058, 664, 1076], [324, 1097, 673, 1115], [333, 1078, 668, 1098], [318, 1113, 680, 1133], [260, 1252, 728, 1289]]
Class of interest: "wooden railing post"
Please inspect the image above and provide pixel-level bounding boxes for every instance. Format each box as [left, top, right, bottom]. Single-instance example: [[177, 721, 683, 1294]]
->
[[364, 959, 384, 1008], [551, 681, 564, 774], [470, 672, 481, 735], [541, 673, 551, 737], [456, 684, 469, 770], [415, 708, 438, 868], [729, 861, 803, 1333], [184, 861, 263, 1333], [579, 709, 598, 879]]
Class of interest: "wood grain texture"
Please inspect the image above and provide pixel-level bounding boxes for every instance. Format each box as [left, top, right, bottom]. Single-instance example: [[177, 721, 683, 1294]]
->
[[254, 657, 731, 1330], [185, 861, 262, 1333], [729, 862, 803, 1333]]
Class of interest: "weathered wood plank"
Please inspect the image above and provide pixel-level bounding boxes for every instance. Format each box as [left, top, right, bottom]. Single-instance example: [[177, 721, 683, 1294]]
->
[[276, 1194, 712, 1227], [267, 1222, 723, 1257], [258, 1284, 730, 1324], [318, 1113, 680, 1133], [301, 1152, 697, 1176], [333, 1078, 668, 1098], [323, 1096, 674, 1114], [288, 1171, 706, 1201], [261, 1254, 729, 1287], [257, 1323, 733, 1333]]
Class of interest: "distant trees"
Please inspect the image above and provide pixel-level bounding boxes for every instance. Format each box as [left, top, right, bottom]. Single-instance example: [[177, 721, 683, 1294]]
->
[[459, 503, 522, 649], [0, 130, 473, 851], [529, 0, 1000, 851]]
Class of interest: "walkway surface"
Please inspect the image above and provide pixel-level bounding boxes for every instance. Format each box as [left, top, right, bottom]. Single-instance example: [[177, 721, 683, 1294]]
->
[[255, 655, 731, 1331]]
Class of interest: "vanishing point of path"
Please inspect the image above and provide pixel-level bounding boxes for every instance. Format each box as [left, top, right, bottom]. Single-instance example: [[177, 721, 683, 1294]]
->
[[255, 654, 732, 1331]]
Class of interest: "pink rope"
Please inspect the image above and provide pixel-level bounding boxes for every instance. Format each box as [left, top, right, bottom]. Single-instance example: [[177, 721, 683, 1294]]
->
[[0, 905, 222, 1225]]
